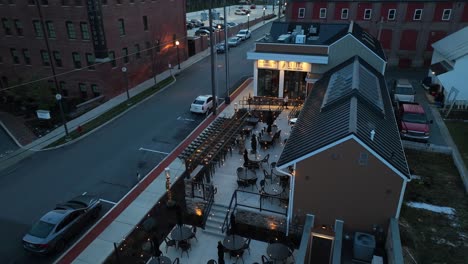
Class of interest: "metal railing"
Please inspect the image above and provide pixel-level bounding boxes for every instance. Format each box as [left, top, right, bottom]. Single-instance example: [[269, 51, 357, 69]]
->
[[201, 186, 215, 229]]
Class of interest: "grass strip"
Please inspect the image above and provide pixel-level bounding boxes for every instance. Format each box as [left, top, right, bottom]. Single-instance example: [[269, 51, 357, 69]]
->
[[46, 76, 174, 148], [445, 120, 468, 166]]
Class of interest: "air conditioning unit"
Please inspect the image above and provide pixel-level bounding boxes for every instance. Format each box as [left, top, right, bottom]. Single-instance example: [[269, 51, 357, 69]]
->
[[295, 34, 306, 44], [353, 232, 376, 262]]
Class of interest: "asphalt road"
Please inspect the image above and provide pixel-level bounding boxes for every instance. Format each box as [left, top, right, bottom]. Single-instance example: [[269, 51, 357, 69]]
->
[[0, 23, 270, 263]]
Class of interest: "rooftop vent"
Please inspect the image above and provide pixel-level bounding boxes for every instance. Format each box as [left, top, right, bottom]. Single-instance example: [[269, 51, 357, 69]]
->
[[295, 34, 306, 44], [308, 25, 319, 36], [277, 34, 291, 43]]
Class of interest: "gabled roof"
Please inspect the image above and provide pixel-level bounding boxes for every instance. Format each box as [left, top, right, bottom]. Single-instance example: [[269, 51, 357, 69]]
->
[[432, 26, 468, 61], [277, 56, 410, 179], [349, 22, 386, 61]]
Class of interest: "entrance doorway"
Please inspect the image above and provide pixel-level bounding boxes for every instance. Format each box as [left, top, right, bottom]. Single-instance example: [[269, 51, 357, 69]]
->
[[284, 71, 307, 99]]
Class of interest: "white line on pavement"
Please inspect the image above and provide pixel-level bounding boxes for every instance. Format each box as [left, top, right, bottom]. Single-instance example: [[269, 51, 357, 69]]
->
[[177, 116, 195, 122], [99, 199, 117, 205], [139, 147, 169, 155]]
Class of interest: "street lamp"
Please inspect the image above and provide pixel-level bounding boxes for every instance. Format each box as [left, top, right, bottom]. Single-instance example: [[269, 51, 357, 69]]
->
[[217, 24, 222, 44], [247, 13, 250, 30], [121, 66, 130, 100], [263, 6, 266, 17], [263, 6, 266, 23], [55, 93, 69, 139], [175, 40, 181, 70]]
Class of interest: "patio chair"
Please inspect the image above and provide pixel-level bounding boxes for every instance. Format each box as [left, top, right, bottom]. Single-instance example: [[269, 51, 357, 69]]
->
[[164, 237, 177, 253], [206, 260, 217, 264], [260, 154, 270, 169], [189, 226, 198, 242], [263, 169, 272, 182], [173, 258, 180, 264], [242, 238, 251, 254], [230, 249, 245, 264], [261, 255, 274, 264], [237, 179, 249, 189], [178, 240, 191, 258]]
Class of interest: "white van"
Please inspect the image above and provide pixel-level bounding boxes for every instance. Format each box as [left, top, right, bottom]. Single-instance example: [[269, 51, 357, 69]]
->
[[393, 79, 415, 103]]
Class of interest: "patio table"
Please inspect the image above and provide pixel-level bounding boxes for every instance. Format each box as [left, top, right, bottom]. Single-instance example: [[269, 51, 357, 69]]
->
[[148, 256, 172, 264], [246, 117, 260, 126], [223, 234, 245, 251], [237, 167, 257, 180], [170, 225, 192, 241], [267, 243, 290, 261], [264, 183, 283, 196]]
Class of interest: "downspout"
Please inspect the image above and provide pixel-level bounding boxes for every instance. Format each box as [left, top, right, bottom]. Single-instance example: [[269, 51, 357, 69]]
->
[[277, 163, 296, 236]]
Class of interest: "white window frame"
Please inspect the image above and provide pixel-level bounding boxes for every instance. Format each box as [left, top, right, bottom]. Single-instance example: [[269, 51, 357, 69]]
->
[[319, 8, 327, 19], [442, 9, 451, 21], [341, 8, 349, 20], [413, 9, 423, 21], [298, 8, 305, 19], [364, 9, 372, 20], [388, 9, 396, 20]]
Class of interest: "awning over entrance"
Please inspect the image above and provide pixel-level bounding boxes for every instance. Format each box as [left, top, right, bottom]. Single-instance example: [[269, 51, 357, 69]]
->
[[247, 52, 329, 64], [430, 60, 453, 76]]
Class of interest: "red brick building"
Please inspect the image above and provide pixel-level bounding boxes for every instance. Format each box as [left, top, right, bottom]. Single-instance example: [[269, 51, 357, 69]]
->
[[0, 0, 186, 105], [285, 0, 468, 68]]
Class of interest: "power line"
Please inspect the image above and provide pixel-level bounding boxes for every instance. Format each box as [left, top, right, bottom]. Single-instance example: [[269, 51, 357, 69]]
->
[[0, 35, 189, 92]]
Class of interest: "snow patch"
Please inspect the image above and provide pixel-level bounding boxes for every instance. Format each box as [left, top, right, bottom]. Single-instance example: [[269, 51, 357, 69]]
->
[[406, 201, 456, 215]]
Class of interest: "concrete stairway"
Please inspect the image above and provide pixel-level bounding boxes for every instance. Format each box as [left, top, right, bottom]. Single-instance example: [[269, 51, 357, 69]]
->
[[202, 203, 230, 238]]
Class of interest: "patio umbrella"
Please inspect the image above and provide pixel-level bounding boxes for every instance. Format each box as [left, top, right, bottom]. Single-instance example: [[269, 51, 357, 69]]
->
[[176, 205, 183, 227]]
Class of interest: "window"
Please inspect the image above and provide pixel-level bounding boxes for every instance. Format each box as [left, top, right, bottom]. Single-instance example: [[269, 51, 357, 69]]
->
[[341, 8, 349, 19], [134, 44, 141, 59], [86, 53, 95, 69], [10, 48, 19, 64], [14, 19, 23, 35], [413, 9, 422, 20], [388, 9, 396, 21], [364, 9, 372, 20], [91, 84, 100, 97], [66, 21, 76, 39], [122, 47, 128, 63], [60, 81, 68, 96], [79, 83, 87, 98], [28, 0, 35, 5], [61, 0, 69, 6], [130, 0, 134, 3], [442, 9, 452, 21], [2, 18, 12, 35], [358, 152, 369, 166], [319, 8, 326, 19], [116, 0, 121, 4], [53, 51, 62, 67], [40, 50, 50, 66], [72, 52, 81, 68], [118, 18, 125, 36], [41, 0, 48, 5], [22, 49, 31, 65], [80, 22, 90, 40], [33, 20, 43, 37], [298, 8, 305, 19], [109, 51, 116, 67], [74, 0, 82, 6], [101, 0, 107, 4], [8, 0, 15, 4], [45, 21, 56, 38], [142, 16, 148, 30]]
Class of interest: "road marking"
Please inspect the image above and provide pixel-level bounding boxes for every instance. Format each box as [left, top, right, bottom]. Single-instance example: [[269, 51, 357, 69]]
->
[[139, 147, 169, 155], [177, 116, 195, 122], [99, 199, 117, 205], [82, 192, 87, 195]]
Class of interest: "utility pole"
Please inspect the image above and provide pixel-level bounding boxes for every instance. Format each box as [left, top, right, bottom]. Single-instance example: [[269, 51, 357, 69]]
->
[[209, 0, 217, 115], [35, 1, 69, 139]]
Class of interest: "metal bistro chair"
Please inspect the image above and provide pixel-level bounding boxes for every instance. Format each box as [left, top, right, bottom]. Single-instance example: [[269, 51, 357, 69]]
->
[[164, 237, 177, 253], [178, 240, 191, 258], [242, 238, 251, 255], [260, 154, 270, 170], [189, 226, 198, 242], [263, 169, 273, 183], [261, 255, 274, 264]]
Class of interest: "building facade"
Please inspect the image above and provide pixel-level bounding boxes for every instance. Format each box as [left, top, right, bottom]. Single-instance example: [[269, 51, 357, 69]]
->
[[0, 0, 186, 106], [285, 0, 468, 68]]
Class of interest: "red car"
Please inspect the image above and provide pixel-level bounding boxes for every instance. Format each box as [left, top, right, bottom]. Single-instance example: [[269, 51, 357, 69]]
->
[[395, 102, 432, 142], [250, 4, 256, 9]]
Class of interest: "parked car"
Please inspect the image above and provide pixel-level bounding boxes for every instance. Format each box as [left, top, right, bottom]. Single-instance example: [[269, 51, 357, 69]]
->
[[216, 42, 228, 53], [250, 4, 256, 9], [395, 102, 432, 142], [392, 78, 415, 103], [227, 22, 239, 28], [235, 9, 247, 15], [236, 29, 251, 40], [194, 29, 210, 36], [190, 95, 215, 114], [190, 19, 204, 27], [186, 21, 194, 30], [228, 37, 242, 47], [22, 194, 102, 254], [199, 26, 216, 32]]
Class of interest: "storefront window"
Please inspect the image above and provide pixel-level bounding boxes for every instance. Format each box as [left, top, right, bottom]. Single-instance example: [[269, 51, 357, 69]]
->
[[257, 69, 279, 97], [284, 71, 307, 99]]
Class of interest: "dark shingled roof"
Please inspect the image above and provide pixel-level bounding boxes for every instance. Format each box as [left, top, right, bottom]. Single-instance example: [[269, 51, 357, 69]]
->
[[350, 22, 386, 61], [277, 56, 410, 179]]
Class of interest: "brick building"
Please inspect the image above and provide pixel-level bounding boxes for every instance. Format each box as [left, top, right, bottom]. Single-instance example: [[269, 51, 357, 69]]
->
[[284, 0, 468, 68], [0, 0, 187, 106]]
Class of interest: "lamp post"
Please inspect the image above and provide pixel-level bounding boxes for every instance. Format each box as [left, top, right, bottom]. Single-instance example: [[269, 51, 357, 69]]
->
[[263, 6, 266, 23], [217, 24, 222, 44], [121, 66, 130, 101], [175, 40, 181, 70], [55, 94, 69, 139], [247, 13, 250, 30]]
